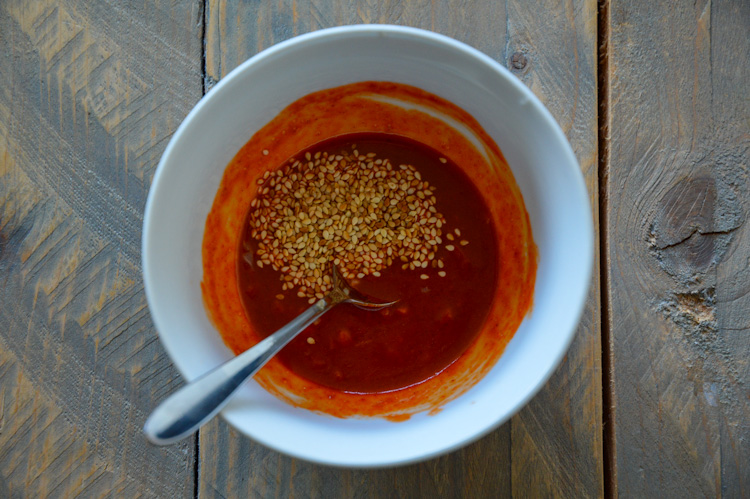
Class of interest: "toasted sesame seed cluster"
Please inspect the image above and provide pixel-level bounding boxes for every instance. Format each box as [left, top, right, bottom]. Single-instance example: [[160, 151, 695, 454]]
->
[[248, 146, 466, 302]]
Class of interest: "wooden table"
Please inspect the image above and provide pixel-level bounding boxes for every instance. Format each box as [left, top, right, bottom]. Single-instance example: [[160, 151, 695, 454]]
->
[[1, 0, 747, 496]]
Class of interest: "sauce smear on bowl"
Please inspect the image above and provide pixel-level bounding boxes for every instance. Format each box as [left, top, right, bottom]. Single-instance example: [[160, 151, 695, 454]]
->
[[236, 133, 499, 393], [201, 81, 536, 420]]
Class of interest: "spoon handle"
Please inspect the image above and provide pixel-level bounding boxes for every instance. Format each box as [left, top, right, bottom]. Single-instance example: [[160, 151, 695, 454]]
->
[[143, 298, 331, 445]]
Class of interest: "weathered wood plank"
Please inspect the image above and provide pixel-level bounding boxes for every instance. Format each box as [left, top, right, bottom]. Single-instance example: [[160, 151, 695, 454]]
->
[[199, 422, 512, 498], [504, 1, 602, 496], [605, 0, 750, 495], [0, 0, 203, 496], [200, 1, 601, 497]]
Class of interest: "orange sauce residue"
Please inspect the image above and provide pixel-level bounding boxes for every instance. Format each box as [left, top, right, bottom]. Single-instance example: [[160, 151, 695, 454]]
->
[[201, 81, 537, 420]]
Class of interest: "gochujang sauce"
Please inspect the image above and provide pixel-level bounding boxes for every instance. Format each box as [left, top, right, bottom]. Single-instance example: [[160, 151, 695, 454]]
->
[[236, 133, 499, 393]]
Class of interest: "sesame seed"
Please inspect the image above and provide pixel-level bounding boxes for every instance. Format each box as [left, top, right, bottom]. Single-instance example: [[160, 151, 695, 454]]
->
[[276, 294, 284, 300], [460, 240, 469, 246], [439, 157, 447, 163], [307, 337, 316, 344], [438, 271, 446, 277], [420, 274, 429, 280], [446, 245, 455, 251], [263, 149, 269, 155]]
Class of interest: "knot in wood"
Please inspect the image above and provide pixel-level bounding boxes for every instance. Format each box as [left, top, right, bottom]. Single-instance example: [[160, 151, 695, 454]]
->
[[647, 175, 743, 283], [511, 52, 528, 71]]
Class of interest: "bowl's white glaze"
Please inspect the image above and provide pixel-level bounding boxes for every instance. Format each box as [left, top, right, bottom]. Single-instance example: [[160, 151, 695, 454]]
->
[[143, 25, 593, 467]]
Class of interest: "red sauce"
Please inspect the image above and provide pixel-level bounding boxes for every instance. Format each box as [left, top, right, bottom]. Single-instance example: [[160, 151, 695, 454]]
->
[[201, 81, 536, 420], [237, 133, 499, 393]]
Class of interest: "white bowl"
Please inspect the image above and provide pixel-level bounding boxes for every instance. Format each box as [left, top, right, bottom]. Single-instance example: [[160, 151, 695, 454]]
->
[[143, 25, 592, 467]]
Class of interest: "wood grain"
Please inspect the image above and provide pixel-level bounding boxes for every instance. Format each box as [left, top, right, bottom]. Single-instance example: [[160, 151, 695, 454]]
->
[[3, 0, 748, 495], [605, 0, 750, 495], [200, 1, 602, 497], [0, 0, 203, 496]]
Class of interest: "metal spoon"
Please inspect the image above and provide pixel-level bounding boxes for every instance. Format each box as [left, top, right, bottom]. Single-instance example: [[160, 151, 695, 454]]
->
[[143, 267, 396, 445]]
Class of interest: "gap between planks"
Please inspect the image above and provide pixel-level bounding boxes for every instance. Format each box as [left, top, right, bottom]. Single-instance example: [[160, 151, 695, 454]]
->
[[597, 0, 616, 497]]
